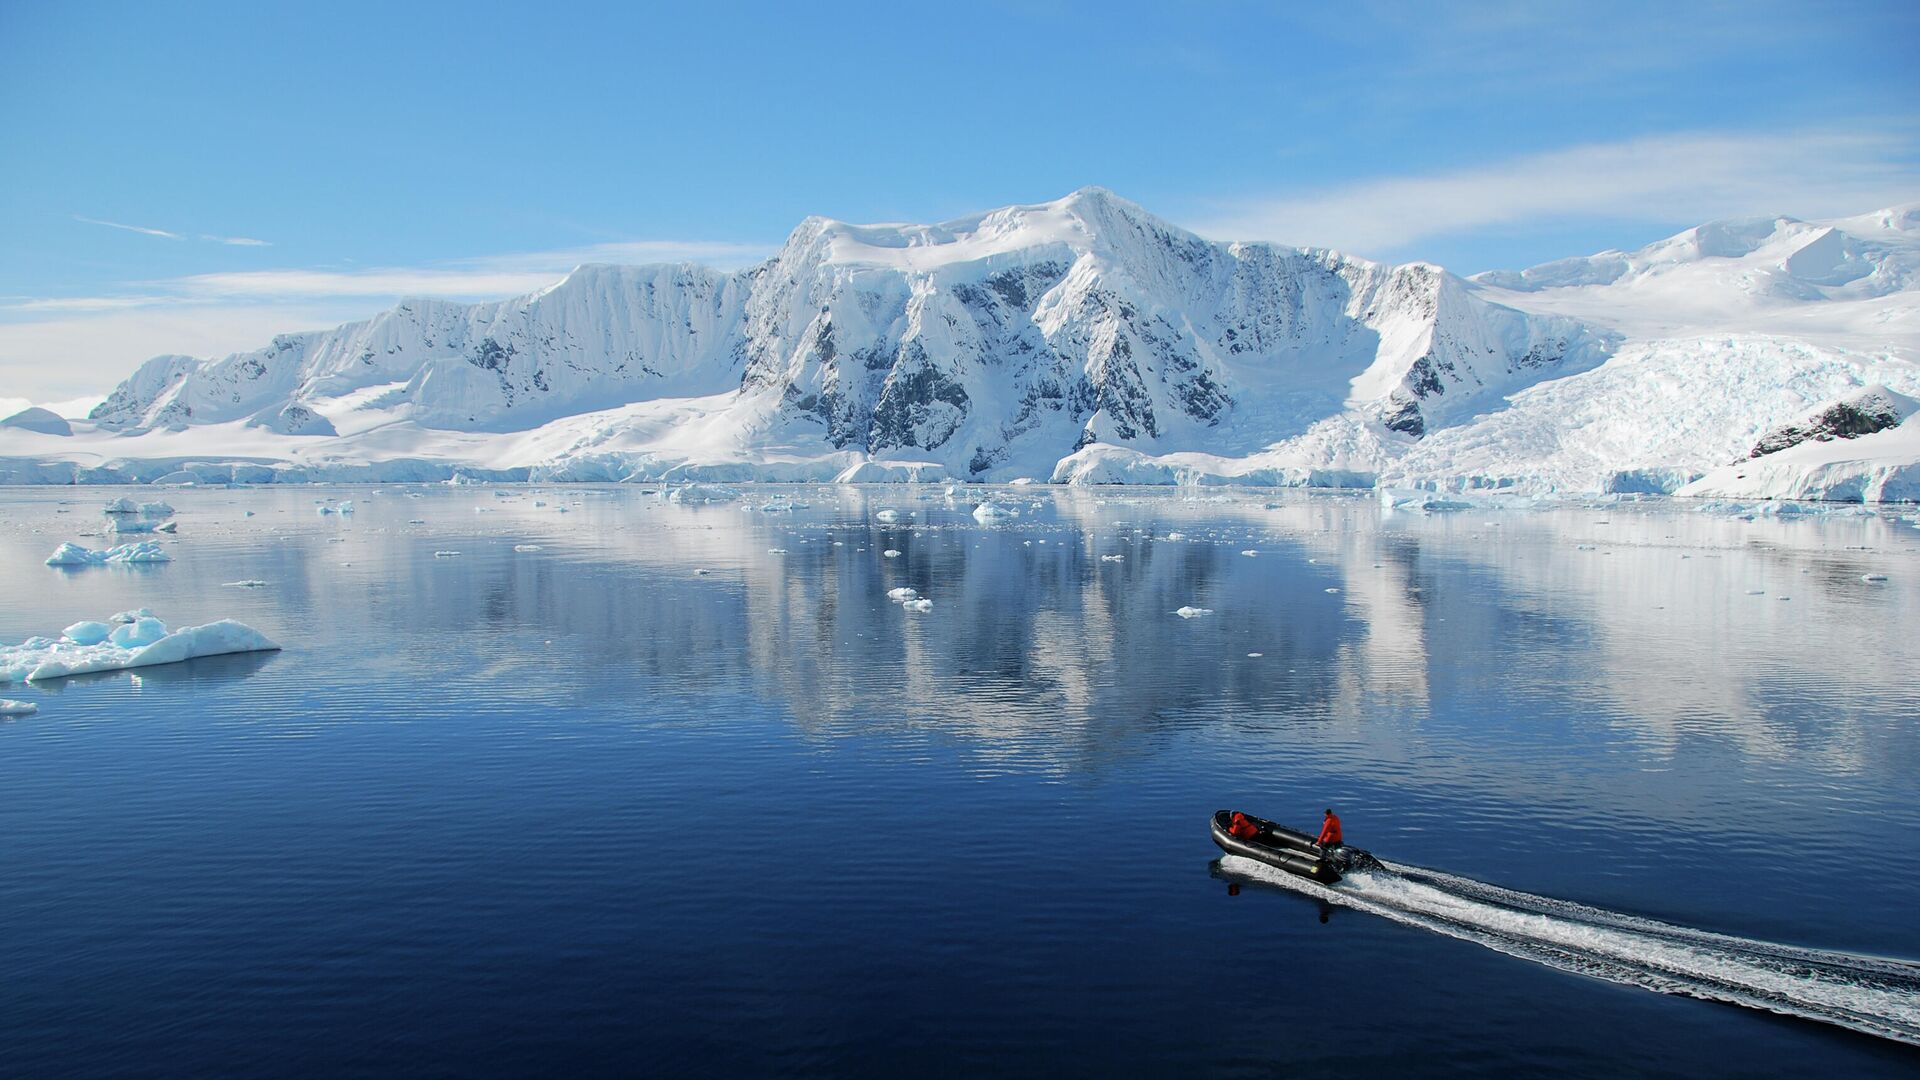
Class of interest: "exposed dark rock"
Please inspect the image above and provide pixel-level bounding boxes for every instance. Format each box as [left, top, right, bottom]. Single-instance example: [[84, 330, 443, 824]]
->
[[1749, 391, 1907, 458]]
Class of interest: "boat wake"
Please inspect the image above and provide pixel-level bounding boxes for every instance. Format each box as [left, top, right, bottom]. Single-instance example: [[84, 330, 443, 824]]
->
[[1218, 854, 1920, 1045]]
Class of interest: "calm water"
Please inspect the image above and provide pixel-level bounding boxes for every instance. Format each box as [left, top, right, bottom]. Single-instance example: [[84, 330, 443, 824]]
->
[[1, 485, 1917, 1077]]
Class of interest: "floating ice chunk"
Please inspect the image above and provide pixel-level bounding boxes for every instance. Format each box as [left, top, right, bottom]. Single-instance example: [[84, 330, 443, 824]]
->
[[768, 548, 788, 554], [111, 608, 155, 624], [103, 497, 140, 514], [434, 550, 461, 557], [1247, 652, 1264, 658], [874, 510, 903, 522], [533, 500, 548, 507], [513, 544, 543, 552], [1100, 554, 1124, 562], [0, 698, 37, 715], [155, 520, 178, 533], [1863, 573, 1888, 582], [693, 568, 711, 575], [1378, 488, 1477, 513], [45, 541, 172, 566], [222, 580, 269, 588], [2, 615, 280, 684], [664, 483, 741, 505], [902, 598, 933, 612], [887, 587, 919, 602], [110, 518, 159, 534], [244, 510, 255, 517], [1325, 587, 1341, 593], [1165, 532, 1187, 541], [1008, 477, 1035, 486], [1174, 606, 1212, 619], [972, 502, 1017, 521], [883, 549, 902, 558], [63, 621, 111, 645]]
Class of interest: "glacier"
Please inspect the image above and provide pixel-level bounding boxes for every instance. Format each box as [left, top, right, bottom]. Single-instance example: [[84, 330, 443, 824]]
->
[[3, 190, 1917, 501]]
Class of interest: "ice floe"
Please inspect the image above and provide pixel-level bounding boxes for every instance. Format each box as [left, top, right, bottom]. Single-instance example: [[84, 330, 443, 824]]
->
[[1174, 606, 1213, 618], [887, 587, 920, 602], [1, 613, 280, 683], [902, 598, 933, 612], [972, 502, 1017, 521], [0, 699, 37, 716], [664, 483, 741, 505], [45, 540, 172, 566]]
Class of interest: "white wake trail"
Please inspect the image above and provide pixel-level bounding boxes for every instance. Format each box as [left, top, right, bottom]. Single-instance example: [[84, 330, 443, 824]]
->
[[1219, 854, 1920, 1045]]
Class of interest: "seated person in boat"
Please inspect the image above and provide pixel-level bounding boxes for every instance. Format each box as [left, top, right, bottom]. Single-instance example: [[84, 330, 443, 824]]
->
[[1316, 808, 1343, 849]]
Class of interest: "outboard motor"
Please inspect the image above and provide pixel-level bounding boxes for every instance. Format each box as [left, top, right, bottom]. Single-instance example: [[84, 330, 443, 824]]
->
[[1326, 845, 1384, 873]]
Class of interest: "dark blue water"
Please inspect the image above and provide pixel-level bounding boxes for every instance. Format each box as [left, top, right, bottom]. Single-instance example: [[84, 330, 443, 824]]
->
[[2, 485, 1917, 1076]]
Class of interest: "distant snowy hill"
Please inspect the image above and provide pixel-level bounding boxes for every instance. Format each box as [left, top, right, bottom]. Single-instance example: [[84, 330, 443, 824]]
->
[[5, 190, 1918, 500]]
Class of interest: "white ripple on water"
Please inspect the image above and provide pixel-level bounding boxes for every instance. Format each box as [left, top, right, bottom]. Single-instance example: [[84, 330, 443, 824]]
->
[[1221, 854, 1920, 1046]]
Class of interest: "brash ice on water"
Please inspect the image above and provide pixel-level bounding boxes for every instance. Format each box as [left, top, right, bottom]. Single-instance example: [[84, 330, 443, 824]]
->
[[1218, 855, 1920, 1046]]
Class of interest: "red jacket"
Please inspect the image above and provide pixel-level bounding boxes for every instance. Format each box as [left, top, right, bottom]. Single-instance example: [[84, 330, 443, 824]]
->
[[1317, 813, 1343, 846], [1228, 813, 1259, 839]]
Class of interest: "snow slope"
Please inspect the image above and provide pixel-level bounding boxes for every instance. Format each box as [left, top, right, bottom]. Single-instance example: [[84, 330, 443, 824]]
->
[[6, 192, 1919, 499]]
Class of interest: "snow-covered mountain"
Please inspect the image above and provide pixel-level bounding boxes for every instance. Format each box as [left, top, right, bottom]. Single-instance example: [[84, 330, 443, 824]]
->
[[6, 190, 1919, 500]]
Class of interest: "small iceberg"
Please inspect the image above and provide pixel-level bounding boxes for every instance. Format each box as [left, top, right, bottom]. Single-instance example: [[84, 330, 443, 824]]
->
[[46, 541, 172, 566], [887, 587, 920, 602], [972, 502, 1017, 521], [2, 613, 280, 684], [223, 580, 270, 588], [902, 598, 933, 612], [0, 698, 37, 716], [1174, 606, 1213, 619], [882, 549, 902, 558], [875, 510, 903, 523], [664, 483, 742, 505]]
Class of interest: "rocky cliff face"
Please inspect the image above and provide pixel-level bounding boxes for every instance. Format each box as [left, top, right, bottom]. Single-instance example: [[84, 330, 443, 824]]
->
[[88, 188, 1609, 477]]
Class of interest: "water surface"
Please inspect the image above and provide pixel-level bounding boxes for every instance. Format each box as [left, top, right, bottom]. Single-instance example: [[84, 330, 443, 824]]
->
[[1, 485, 1917, 1076]]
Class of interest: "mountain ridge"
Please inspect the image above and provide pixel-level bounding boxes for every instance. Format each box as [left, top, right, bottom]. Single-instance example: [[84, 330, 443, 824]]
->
[[6, 189, 1917, 500]]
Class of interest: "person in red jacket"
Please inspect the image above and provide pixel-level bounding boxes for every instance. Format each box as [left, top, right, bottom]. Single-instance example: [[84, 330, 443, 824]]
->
[[1228, 811, 1260, 840], [1316, 808, 1343, 849]]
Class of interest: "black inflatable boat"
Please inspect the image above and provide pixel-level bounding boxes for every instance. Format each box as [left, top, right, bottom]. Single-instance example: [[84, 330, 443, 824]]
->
[[1211, 810, 1379, 885]]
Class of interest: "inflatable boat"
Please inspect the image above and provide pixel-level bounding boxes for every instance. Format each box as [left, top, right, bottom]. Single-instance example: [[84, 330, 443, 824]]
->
[[1210, 810, 1378, 885]]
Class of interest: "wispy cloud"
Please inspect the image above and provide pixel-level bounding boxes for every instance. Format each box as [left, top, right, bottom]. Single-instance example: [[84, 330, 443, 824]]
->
[[1188, 129, 1920, 259], [0, 236, 774, 403], [74, 215, 182, 240], [163, 239, 771, 301], [75, 214, 272, 247]]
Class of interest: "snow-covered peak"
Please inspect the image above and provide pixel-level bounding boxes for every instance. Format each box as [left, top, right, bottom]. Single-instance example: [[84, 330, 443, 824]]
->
[[779, 186, 1182, 273], [1470, 204, 1920, 351], [1474, 208, 1918, 297]]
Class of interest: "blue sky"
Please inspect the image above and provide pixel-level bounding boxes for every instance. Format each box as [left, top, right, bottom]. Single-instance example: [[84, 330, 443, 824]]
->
[[2, 0, 1917, 407]]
